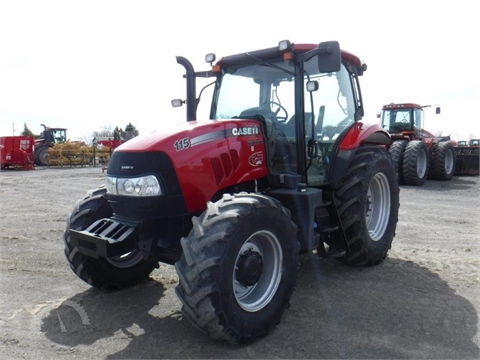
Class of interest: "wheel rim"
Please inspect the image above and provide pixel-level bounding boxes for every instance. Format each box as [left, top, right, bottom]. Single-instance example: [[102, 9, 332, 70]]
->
[[233, 230, 282, 312], [416, 149, 428, 178], [107, 250, 144, 268], [365, 172, 391, 241], [444, 148, 454, 174]]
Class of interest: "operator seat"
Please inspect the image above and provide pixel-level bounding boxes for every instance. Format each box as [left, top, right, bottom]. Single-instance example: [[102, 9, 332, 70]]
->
[[282, 113, 313, 138]]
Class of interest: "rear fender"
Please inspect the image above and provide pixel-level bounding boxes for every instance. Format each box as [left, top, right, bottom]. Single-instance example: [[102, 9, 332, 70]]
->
[[329, 122, 391, 187], [339, 122, 391, 151]]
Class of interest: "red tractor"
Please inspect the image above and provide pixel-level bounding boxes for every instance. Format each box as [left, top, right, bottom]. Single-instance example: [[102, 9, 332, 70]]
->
[[379, 103, 456, 185], [64, 40, 399, 344], [34, 124, 67, 166]]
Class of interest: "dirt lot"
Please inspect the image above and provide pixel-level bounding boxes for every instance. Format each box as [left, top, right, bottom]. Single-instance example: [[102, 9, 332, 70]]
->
[[0, 167, 479, 359]]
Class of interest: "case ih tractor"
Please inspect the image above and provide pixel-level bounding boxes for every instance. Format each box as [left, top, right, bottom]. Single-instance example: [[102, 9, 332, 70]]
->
[[64, 40, 399, 344], [379, 103, 456, 185], [34, 124, 67, 166]]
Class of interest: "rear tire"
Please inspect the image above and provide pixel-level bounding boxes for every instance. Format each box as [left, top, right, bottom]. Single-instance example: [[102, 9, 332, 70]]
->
[[428, 142, 456, 180], [175, 193, 299, 344], [335, 146, 399, 266], [402, 140, 429, 185], [35, 145, 49, 166], [388, 139, 408, 184], [64, 186, 158, 290]]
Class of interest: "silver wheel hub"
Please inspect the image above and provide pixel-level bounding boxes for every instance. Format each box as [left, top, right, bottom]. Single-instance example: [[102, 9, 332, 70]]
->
[[444, 148, 454, 174], [233, 230, 282, 312], [365, 173, 391, 241], [417, 149, 428, 178]]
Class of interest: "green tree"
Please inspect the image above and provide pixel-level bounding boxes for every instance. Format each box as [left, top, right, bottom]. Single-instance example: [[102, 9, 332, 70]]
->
[[21, 123, 35, 136]]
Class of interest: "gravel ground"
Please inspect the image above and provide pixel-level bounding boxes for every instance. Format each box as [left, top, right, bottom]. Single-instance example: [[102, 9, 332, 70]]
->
[[0, 166, 479, 359]]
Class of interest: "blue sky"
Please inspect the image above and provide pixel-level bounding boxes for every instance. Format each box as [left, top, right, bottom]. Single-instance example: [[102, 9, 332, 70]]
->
[[1, 0, 479, 141]]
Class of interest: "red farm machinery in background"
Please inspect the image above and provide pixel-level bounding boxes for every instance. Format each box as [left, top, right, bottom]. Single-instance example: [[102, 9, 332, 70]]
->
[[0, 136, 35, 170], [379, 102, 456, 186]]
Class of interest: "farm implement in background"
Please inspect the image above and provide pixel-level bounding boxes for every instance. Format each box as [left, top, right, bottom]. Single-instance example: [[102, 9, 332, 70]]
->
[[454, 139, 479, 176], [45, 142, 113, 167]]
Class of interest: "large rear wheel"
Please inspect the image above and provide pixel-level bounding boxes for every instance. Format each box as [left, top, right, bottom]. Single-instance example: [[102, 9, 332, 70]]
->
[[428, 142, 456, 180], [402, 140, 429, 186], [175, 193, 299, 344], [335, 146, 399, 266], [34, 145, 49, 166], [64, 186, 158, 289], [388, 139, 408, 184]]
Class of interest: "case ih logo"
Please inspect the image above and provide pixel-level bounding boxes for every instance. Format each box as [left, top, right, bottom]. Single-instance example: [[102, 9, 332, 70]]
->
[[248, 151, 264, 166], [232, 127, 260, 136]]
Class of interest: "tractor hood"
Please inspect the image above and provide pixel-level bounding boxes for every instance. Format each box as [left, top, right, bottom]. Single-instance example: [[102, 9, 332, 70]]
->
[[109, 119, 268, 213], [115, 119, 261, 153]]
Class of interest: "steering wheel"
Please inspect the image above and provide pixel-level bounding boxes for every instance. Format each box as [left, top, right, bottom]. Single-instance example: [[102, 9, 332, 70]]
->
[[268, 101, 289, 122]]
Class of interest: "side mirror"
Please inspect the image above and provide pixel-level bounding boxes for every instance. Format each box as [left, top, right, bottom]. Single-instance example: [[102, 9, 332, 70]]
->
[[306, 80, 319, 92], [317, 41, 341, 73], [435, 107, 441, 114], [171, 99, 184, 108]]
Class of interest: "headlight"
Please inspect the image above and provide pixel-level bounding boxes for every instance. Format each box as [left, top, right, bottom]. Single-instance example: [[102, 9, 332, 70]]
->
[[106, 175, 162, 197]]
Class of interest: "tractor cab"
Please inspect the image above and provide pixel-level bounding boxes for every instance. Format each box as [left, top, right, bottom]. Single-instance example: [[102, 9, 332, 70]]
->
[[37, 124, 67, 145], [173, 40, 368, 187]]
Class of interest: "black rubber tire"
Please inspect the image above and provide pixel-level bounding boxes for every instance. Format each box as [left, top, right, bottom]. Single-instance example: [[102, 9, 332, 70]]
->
[[335, 146, 399, 266], [402, 140, 429, 186], [35, 145, 49, 166], [175, 193, 299, 344], [388, 139, 408, 185], [64, 186, 158, 290], [428, 142, 456, 180]]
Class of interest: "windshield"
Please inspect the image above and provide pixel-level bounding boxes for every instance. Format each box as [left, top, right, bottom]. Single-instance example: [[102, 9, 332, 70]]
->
[[212, 58, 357, 186], [382, 108, 423, 133]]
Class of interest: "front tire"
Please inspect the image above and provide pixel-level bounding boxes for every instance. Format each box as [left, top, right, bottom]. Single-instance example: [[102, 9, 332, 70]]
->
[[175, 193, 299, 344], [335, 146, 399, 266], [64, 186, 158, 289]]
